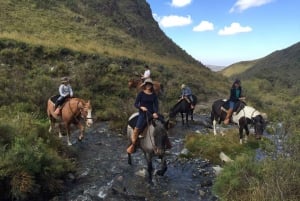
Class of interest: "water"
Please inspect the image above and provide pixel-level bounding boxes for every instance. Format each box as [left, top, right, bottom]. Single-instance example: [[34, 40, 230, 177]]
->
[[51, 114, 218, 201]]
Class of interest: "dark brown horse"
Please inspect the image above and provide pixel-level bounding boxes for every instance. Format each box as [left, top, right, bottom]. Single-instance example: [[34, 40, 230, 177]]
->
[[128, 78, 164, 96], [47, 96, 93, 145]]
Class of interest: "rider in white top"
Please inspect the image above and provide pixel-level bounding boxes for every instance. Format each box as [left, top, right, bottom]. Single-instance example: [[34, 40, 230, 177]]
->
[[141, 65, 151, 81], [55, 77, 73, 110]]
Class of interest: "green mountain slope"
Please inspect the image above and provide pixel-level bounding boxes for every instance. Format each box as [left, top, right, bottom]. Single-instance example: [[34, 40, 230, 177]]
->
[[0, 0, 230, 121], [0, 0, 199, 65]]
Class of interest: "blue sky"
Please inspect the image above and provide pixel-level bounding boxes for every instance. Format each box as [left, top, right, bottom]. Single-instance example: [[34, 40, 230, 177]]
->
[[145, 0, 300, 66]]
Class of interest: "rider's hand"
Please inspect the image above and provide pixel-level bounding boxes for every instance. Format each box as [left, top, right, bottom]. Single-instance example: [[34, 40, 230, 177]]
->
[[140, 106, 147, 112], [153, 113, 158, 119]]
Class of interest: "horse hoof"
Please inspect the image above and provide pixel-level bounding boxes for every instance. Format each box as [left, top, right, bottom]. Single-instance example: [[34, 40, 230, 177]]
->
[[78, 136, 84, 141]]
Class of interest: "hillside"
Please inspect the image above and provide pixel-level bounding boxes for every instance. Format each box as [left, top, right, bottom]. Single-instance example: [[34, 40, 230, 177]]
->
[[0, 0, 200, 66], [220, 59, 259, 77], [225, 42, 300, 88], [0, 0, 230, 122]]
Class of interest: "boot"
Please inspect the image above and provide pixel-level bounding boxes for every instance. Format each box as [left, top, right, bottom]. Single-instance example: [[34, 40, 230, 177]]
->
[[224, 109, 233, 125], [127, 128, 139, 154], [54, 107, 61, 115]]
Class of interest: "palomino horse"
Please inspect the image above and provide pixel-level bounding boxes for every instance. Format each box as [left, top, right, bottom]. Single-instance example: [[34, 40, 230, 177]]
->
[[211, 99, 266, 144], [128, 78, 164, 96], [127, 112, 169, 182], [47, 96, 93, 146], [169, 95, 197, 126]]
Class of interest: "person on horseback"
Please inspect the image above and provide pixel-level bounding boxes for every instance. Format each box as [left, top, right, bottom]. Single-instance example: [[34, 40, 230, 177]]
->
[[54, 77, 74, 115], [179, 84, 194, 109], [141, 64, 151, 81], [127, 78, 170, 154], [224, 79, 245, 125]]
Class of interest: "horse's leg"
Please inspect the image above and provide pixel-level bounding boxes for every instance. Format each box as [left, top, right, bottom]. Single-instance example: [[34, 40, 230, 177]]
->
[[181, 113, 184, 125], [156, 155, 167, 176], [65, 124, 72, 146], [144, 152, 153, 183], [239, 126, 244, 144], [186, 113, 189, 126], [48, 117, 54, 133], [58, 123, 63, 138], [213, 119, 217, 135], [76, 123, 85, 141], [244, 124, 250, 143], [128, 153, 132, 165]]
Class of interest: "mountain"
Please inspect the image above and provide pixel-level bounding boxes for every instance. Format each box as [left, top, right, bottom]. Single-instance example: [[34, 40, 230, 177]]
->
[[223, 42, 300, 89], [0, 0, 230, 121]]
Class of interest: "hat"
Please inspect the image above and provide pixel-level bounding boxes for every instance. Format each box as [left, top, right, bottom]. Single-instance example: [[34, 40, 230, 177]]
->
[[61, 77, 69, 83], [234, 79, 241, 85], [140, 78, 153, 86], [181, 84, 186, 89]]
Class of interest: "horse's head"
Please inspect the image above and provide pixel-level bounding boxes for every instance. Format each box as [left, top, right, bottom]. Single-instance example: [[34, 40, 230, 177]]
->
[[80, 100, 93, 127], [128, 78, 134, 88], [252, 115, 266, 139], [152, 119, 169, 156]]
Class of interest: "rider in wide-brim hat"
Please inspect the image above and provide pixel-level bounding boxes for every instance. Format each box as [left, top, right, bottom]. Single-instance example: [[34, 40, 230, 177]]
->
[[140, 78, 153, 87]]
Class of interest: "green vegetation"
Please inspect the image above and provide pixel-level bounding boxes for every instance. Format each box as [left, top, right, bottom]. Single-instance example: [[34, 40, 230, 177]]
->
[[0, 105, 75, 200], [185, 42, 300, 200]]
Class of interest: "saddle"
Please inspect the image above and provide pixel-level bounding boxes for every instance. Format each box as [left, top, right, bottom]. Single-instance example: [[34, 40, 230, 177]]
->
[[128, 113, 165, 135], [221, 100, 246, 114]]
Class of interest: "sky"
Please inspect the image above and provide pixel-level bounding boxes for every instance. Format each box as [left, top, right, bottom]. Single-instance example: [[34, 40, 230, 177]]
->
[[145, 0, 300, 66]]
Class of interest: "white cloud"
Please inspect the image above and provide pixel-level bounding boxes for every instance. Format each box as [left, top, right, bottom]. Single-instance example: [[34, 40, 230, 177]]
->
[[218, 22, 252, 35], [230, 0, 274, 13], [159, 15, 192, 28], [193, 21, 214, 32], [171, 0, 192, 7]]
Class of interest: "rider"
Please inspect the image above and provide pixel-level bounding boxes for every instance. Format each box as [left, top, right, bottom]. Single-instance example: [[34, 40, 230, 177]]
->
[[179, 84, 194, 109], [54, 77, 73, 115], [141, 64, 151, 81], [224, 79, 245, 125], [127, 78, 159, 154]]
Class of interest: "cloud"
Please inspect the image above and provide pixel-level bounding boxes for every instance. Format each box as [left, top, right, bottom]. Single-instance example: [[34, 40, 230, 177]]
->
[[230, 0, 274, 13], [193, 21, 214, 32], [218, 22, 252, 35], [159, 15, 192, 28], [171, 0, 192, 7]]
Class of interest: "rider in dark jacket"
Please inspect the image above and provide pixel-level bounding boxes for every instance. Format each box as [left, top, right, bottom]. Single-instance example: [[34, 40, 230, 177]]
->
[[224, 79, 245, 125]]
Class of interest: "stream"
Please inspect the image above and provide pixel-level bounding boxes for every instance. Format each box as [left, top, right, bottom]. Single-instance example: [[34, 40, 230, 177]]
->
[[51, 113, 218, 201]]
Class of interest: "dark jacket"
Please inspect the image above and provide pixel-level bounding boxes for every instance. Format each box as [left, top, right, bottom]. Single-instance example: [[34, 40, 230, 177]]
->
[[229, 86, 242, 102]]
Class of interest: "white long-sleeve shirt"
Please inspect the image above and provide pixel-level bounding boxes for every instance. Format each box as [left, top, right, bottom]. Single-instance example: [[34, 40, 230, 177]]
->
[[59, 84, 73, 97]]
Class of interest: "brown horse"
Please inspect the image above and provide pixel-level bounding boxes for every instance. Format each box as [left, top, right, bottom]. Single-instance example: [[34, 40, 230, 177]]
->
[[128, 78, 164, 96], [47, 96, 93, 146]]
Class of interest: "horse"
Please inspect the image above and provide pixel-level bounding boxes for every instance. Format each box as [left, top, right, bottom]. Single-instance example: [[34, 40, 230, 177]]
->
[[47, 96, 93, 146], [169, 95, 197, 126], [127, 112, 169, 183], [211, 99, 266, 144], [128, 78, 164, 96]]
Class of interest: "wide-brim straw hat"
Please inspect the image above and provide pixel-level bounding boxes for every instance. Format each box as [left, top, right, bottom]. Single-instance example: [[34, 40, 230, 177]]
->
[[61, 77, 69, 83], [140, 78, 153, 86]]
